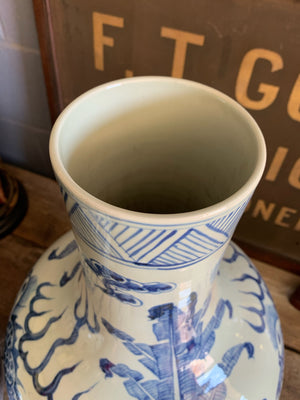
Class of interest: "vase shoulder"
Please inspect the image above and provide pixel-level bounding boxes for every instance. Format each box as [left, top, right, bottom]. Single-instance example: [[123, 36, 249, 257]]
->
[[5, 231, 283, 400]]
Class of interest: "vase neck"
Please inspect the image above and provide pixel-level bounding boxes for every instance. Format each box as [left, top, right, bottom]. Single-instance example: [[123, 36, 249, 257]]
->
[[80, 243, 227, 325], [65, 195, 246, 323]]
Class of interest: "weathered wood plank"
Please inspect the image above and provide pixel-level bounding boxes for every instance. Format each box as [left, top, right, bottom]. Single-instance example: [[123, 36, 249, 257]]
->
[[281, 348, 300, 400], [254, 259, 300, 353], [3, 163, 71, 248]]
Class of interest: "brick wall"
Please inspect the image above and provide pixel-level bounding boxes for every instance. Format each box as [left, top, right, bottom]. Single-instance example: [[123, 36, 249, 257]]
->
[[0, 0, 52, 176]]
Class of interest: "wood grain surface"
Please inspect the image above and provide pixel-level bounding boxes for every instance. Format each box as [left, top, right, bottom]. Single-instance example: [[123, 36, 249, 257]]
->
[[0, 164, 299, 400]]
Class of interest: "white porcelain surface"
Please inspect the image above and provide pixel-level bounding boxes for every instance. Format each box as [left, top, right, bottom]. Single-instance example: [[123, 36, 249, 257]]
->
[[5, 231, 283, 400], [5, 77, 282, 399]]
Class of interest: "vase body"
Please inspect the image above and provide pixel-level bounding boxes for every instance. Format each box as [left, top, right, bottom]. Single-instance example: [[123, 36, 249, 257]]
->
[[5, 77, 283, 400]]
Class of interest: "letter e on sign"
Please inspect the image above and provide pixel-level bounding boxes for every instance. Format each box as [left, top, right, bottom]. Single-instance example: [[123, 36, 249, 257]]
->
[[275, 207, 297, 228], [93, 12, 124, 71]]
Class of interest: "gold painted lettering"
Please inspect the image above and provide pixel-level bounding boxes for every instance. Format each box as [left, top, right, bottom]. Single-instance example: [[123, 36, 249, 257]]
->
[[245, 199, 252, 212], [265, 147, 289, 182], [161, 27, 205, 78], [125, 70, 134, 77], [274, 207, 297, 228], [235, 48, 283, 110], [93, 12, 124, 71], [287, 74, 300, 122], [288, 158, 300, 189], [252, 200, 276, 221], [294, 218, 300, 231]]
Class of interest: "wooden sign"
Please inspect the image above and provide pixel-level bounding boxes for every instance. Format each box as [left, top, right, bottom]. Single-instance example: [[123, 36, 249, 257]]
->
[[33, 0, 300, 272]]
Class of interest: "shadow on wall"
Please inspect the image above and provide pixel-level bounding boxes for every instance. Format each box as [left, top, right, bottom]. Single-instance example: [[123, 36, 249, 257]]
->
[[0, 0, 53, 177]]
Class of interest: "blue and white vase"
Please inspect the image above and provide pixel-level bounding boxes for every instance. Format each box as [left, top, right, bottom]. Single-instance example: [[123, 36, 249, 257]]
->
[[5, 77, 283, 400]]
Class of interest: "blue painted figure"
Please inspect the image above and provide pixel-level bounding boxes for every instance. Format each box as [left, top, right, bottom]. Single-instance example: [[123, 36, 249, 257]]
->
[[100, 292, 254, 400]]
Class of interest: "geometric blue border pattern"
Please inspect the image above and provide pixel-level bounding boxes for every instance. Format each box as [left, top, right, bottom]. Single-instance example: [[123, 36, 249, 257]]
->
[[69, 201, 248, 269]]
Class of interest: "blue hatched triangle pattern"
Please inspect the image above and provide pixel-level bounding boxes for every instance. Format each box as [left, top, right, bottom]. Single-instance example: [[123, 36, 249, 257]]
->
[[69, 202, 247, 269]]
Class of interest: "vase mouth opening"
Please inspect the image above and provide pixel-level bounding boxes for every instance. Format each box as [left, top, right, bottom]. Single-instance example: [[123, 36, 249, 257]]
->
[[49, 76, 266, 224]]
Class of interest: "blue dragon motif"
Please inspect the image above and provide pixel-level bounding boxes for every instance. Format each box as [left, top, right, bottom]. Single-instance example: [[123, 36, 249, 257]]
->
[[224, 243, 284, 398], [16, 273, 100, 400], [48, 240, 77, 260], [223, 244, 266, 333], [5, 273, 38, 400], [6, 240, 99, 400]]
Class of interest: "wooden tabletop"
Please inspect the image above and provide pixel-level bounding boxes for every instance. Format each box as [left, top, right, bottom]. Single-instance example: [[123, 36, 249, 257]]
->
[[0, 163, 299, 399]]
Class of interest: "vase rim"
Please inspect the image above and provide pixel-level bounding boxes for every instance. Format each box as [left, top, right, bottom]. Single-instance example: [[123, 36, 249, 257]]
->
[[49, 76, 266, 226]]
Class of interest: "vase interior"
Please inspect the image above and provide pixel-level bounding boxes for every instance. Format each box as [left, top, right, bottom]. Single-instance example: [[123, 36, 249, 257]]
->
[[58, 79, 260, 214]]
